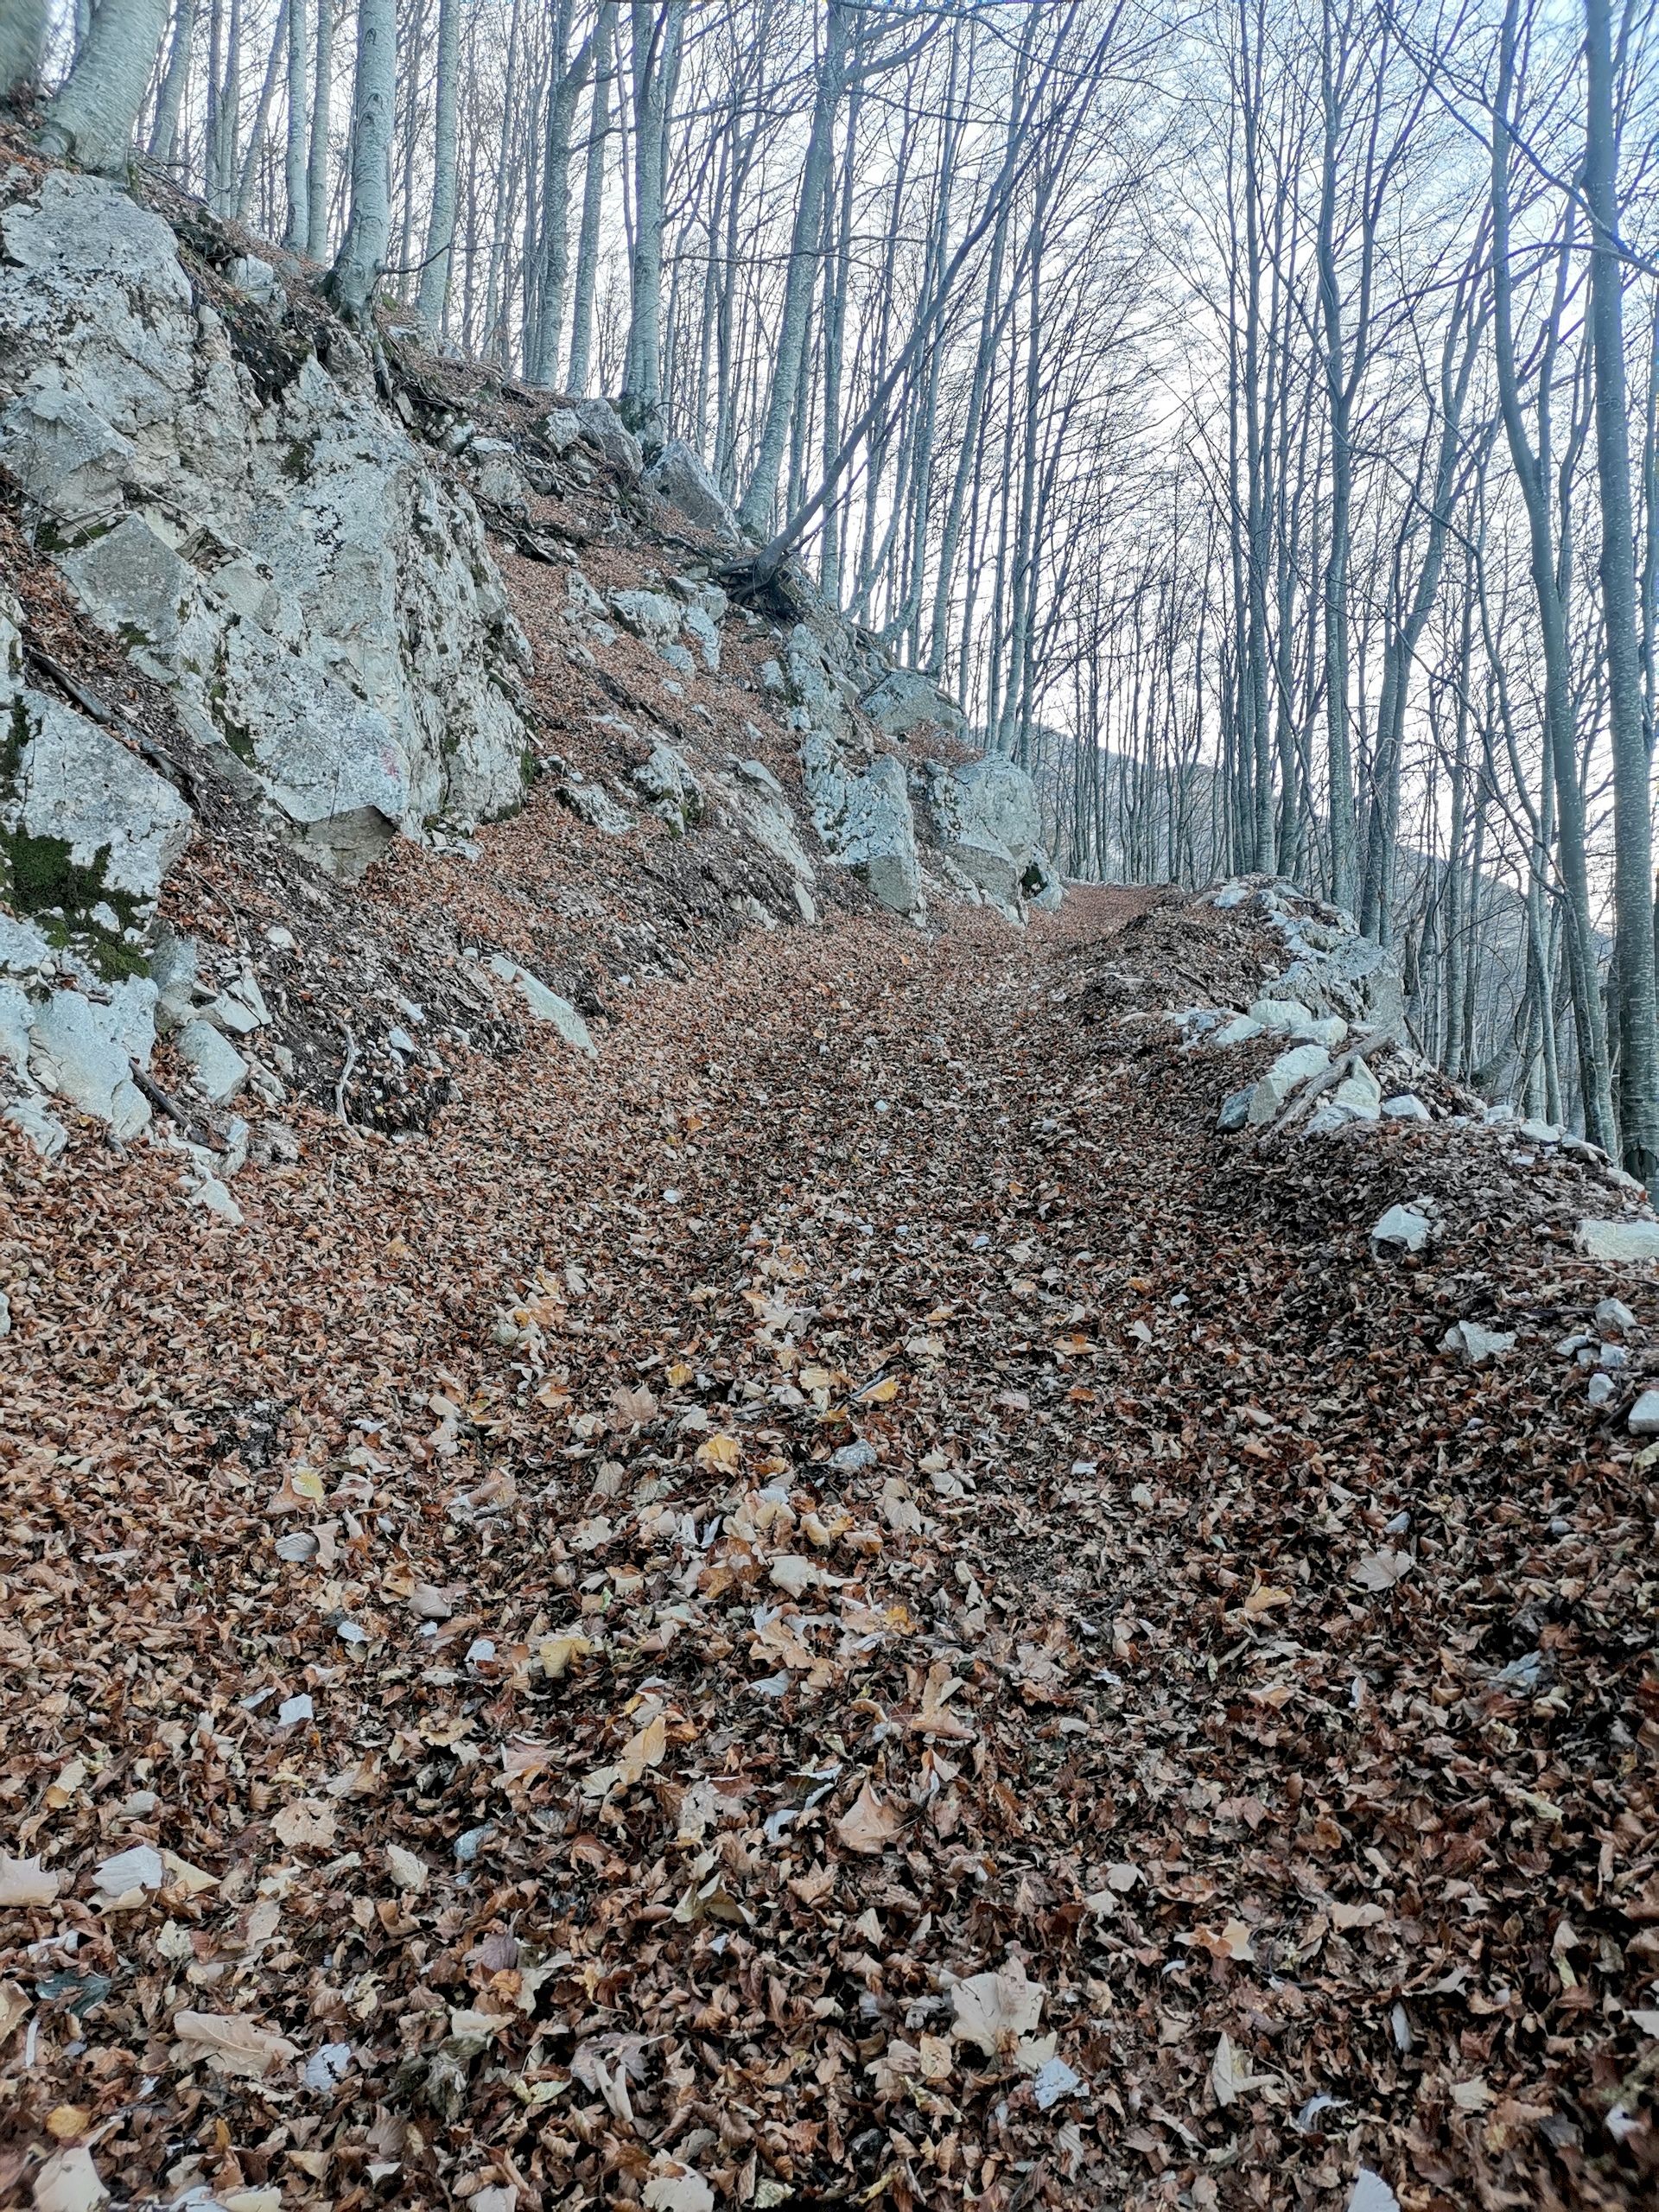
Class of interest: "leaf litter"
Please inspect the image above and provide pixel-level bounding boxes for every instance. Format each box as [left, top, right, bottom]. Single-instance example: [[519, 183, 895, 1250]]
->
[[2, 887, 1658, 2207]]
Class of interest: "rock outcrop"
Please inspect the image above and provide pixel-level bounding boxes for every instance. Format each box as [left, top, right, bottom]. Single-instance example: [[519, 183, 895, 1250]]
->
[[0, 168, 532, 880]]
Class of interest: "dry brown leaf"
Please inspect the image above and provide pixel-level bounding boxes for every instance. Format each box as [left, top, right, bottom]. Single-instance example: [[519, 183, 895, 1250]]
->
[[173, 2008, 299, 2080], [835, 1782, 902, 1855]]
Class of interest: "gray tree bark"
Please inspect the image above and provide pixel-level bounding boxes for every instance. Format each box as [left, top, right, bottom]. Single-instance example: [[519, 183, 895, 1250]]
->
[[326, 0, 396, 322], [416, 0, 461, 332], [304, 0, 332, 258], [1585, 0, 1659, 1185], [42, 0, 171, 173]]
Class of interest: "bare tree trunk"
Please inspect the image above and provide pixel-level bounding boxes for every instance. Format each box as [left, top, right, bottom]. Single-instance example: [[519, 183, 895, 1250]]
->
[[0, 0, 48, 97], [567, 0, 616, 395], [305, 0, 332, 259], [326, 0, 395, 323], [149, 0, 197, 162], [41, 0, 172, 173], [416, 0, 461, 332], [620, 0, 687, 445], [1585, 0, 1659, 1185], [236, 0, 290, 222], [737, 0, 849, 533]]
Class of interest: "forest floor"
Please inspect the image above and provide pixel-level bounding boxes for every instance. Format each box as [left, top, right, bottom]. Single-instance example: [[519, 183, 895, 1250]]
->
[[4, 884, 1659, 2212]]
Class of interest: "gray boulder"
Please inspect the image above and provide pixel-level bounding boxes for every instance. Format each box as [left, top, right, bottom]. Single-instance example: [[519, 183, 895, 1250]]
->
[[487, 954, 596, 1056], [634, 744, 703, 836], [644, 439, 739, 541], [610, 589, 682, 651], [1246, 1043, 1329, 1125], [175, 1016, 249, 1104], [681, 605, 721, 673], [860, 666, 967, 739], [1578, 1218, 1659, 1263], [574, 398, 644, 478], [1372, 1203, 1432, 1254], [27, 980, 156, 1139], [3, 690, 193, 912], [925, 754, 1062, 919], [836, 755, 921, 916]]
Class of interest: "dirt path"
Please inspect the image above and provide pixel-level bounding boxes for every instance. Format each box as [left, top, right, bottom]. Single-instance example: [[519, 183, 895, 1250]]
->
[[3, 888, 1654, 2211]]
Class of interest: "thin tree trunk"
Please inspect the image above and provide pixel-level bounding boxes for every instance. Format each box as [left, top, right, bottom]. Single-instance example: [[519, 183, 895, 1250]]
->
[[326, 0, 395, 322], [416, 0, 461, 332], [305, 0, 332, 258]]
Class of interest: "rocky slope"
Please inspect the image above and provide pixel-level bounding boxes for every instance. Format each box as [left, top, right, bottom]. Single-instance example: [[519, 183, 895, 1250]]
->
[[0, 139, 1061, 1189]]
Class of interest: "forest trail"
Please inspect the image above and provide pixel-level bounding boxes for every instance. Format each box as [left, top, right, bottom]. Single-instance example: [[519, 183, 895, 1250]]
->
[[3, 885, 1656, 2211]]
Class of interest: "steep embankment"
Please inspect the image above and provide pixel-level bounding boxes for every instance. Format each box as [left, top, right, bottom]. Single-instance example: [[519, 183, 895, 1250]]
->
[[5, 877, 1659, 2212]]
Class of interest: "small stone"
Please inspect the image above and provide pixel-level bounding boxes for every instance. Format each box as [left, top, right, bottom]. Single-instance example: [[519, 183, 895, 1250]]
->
[[1627, 1389, 1659, 1434], [1518, 1118, 1563, 1144], [3, 1095, 67, 1160], [176, 1018, 250, 1104], [1372, 1204, 1431, 1254], [1217, 1084, 1254, 1133], [1382, 1093, 1431, 1122], [1440, 1319, 1516, 1365], [188, 1173, 244, 1226], [1586, 1373, 1616, 1408], [1595, 1297, 1637, 1335], [830, 1440, 878, 1476], [1213, 1015, 1265, 1047], [487, 954, 596, 1056], [1247, 997, 1313, 1031]]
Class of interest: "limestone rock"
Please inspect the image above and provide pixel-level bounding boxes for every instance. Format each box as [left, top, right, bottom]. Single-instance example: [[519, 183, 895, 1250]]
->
[[634, 745, 702, 836], [610, 589, 682, 650], [924, 754, 1062, 918], [574, 398, 644, 477], [0, 170, 531, 875], [175, 1017, 249, 1104], [859, 666, 966, 739], [27, 979, 157, 1139], [1383, 1093, 1431, 1122], [1578, 1218, 1659, 1264], [466, 436, 529, 512], [1246, 1044, 1329, 1125], [681, 605, 721, 673], [3, 690, 192, 911], [1441, 1319, 1516, 1365], [643, 439, 739, 540], [835, 755, 922, 915], [1217, 1084, 1253, 1134], [1372, 1203, 1432, 1254], [1627, 1389, 1659, 1435], [488, 954, 596, 1056], [1329, 1058, 1382, 1121], [4, 1091, 68, 1160]]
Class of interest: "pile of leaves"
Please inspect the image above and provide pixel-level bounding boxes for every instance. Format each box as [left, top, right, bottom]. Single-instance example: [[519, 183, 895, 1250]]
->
[[4, 884, 1659, 2212]]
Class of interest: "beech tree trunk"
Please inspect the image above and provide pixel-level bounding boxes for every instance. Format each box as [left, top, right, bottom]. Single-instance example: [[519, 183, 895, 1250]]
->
[[42, 0, 171, 173], [327, 0, 396, 322]]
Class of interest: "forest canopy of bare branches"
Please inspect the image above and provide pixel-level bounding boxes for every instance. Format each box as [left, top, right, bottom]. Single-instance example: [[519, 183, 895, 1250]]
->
[[11, 0, 1659, 1168]]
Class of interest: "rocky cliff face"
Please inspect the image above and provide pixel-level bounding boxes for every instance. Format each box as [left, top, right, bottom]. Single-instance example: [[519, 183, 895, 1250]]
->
[[0, 154, 1064, 1166], [0, 169, 532, 878]]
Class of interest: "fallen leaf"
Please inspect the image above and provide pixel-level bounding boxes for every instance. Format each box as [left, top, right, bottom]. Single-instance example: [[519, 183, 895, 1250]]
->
[[835, 1782, 902, 1855], [0, 1854, 60, 1907], [385, 1845, 429, 1894], [1352, 1549, 1413, 1592], [950, 1958, 1046, 2058], [32, 2145, 107, 2212], [173, 2009, 299, 2080]]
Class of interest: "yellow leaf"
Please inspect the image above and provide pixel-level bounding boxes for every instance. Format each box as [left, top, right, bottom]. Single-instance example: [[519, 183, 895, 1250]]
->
[[1243, 1585, 1293, 1616], [46, 2106, 90, 2141], [695, 1433, 741, 1471], [858, 1376, 899, 1404], [291, 1467, 326, 1501], [539, 1632, 595, 1680], [666, 1361, 695, 1388], [616, 1713, 668, 1786]]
